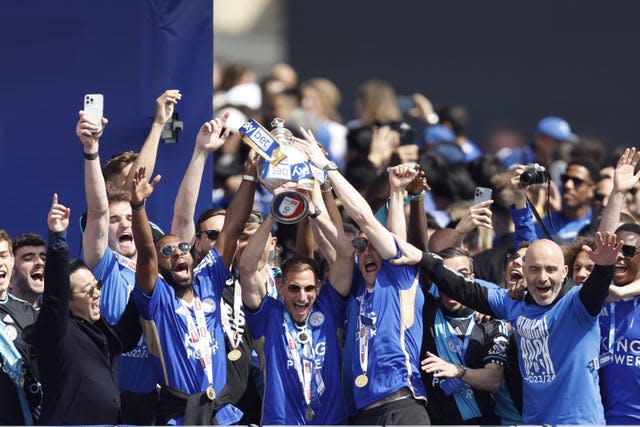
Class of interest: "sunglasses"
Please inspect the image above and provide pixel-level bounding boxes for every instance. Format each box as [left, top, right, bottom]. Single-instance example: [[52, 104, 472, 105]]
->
[[247, 211, 265, 225], [352, 237, 369, 251], [560, 174, 591, 187], [621, 244, 639, 258], [198, 229, 220, 241], [593, 193, 606, 202], [160, 242, 191, 257], [286, 284, 317, 294], [72, 279, 102, 298]]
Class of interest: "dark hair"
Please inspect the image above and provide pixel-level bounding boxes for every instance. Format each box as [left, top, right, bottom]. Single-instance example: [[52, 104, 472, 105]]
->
[[196, 208, 227, 234], [436, 247, 473, 274], [567, 156, 601, 185], [616, 222, 640, 236], [13, 233, 45, 254], [102, 151, 137, 183], [468, 155, 505, 190], [281, 253, 320, 282], [437, 105, 469, 136], [563, 238, 595, 274], [344, 158, 379, 194], [107, 190, 132, 205], [69, 258, 89, 274]]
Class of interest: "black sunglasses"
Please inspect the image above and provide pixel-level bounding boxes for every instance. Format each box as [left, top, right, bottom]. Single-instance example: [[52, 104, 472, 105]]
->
[[560, 174, 591, 187], [287, 284, 317, 294], [593, 193, 606, 202], [160, 242, 191, 257], [621, 244, 639, 258], [352, 237, 369, 251], [199, 229, 220, 241], [72, 279, 103, 298]]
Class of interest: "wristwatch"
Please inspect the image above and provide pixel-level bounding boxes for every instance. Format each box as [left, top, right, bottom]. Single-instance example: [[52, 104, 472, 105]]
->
[[455, 364, 467, 379], [308, 207, 322, 219], [322, 161, 339, 172]]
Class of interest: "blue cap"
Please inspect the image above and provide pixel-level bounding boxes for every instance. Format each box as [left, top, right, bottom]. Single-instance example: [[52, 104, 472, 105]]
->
[[536, 116, 577, 142], [423, 125, 456, 145]]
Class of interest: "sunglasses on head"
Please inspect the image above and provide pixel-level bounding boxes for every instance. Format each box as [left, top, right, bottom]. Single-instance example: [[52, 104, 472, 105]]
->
[[287, 284, 317, 294], [160, 242, 191, 257], [621, 244, 639, 258], [560, 174, 590, 187], [198, 229, 220, 241], [352, 237, 369, 251], [72, 279, 102, 298]]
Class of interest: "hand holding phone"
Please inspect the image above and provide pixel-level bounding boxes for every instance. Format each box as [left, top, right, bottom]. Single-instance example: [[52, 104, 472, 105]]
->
[[474, 187, 493, 205], [84, 94, 104, 132]]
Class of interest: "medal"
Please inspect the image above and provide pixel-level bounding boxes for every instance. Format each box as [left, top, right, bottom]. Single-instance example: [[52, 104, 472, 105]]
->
[[355, 374, 368, 388], [227, 349, 242, 361], [206, 385, 216, 400], [297, 330, 310, 345], [305, 407, 314, 421]]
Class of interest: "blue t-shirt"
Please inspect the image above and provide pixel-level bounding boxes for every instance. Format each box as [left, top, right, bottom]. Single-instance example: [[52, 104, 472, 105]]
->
[[344, 259, 426, 410], [92, 246, 157, 393], [132, 248, 230, 396], [598, 297, 640, 424], [245, 284, 347, 425], [488, 286, 604, 424]]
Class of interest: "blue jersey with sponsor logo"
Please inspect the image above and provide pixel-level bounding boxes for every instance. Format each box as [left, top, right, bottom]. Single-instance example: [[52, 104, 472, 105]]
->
[[598, 297, 640, 424], [245, 284, 347, 425], [344, 259, 426, 411], [132, 248, 229, 396], [92, 246, 157, 393], [488, 286, 604, 424]]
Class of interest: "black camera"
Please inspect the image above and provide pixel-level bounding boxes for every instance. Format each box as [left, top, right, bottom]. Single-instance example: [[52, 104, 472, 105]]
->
[[374, 119, 416, 145], [520, 164, 550, 186]]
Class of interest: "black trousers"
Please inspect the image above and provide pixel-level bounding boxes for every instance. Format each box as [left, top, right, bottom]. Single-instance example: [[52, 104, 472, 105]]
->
[[353, 397, 431, 426]]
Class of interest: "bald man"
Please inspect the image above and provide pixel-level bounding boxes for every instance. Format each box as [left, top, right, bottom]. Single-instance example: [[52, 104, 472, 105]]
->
[[392, 234, 620, 425]]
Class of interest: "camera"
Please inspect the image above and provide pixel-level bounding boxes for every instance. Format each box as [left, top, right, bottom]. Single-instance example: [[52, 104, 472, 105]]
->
[[520, 163, 550, 186], [374, 119, 416, 145]]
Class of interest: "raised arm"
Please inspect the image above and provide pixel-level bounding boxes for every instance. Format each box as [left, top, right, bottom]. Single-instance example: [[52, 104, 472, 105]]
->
[[77, 111, 110, 268], [171, 114, 230, 242], [130, 167, 162, 296], [578, 231, 621, 315], [406, 168, 430, 250], [308, 184, 354, 297], [238, 216, 273, 310], [387, 163, 420, 240], [214, 151, 259, 269], [509, 164, 538, 247], [122, 90, 181, 191], [293, 129, 396, 259], [598, 148, 640, 234]]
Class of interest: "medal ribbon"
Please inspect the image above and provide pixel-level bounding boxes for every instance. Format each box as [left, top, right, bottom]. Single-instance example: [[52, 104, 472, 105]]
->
[[221, 278, 243, 350], [181, 297, 214, 388], [357, 289, 375, 376]]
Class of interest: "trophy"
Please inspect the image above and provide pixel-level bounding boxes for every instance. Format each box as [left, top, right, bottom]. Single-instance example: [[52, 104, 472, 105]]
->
[[239, 117, 326, 224]]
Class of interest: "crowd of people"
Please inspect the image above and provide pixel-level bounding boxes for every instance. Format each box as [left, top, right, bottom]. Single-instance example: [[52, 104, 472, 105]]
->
[[1, 60, 639, 426]]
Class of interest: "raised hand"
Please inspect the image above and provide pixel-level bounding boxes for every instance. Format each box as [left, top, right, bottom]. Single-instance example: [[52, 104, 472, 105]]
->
[[292, 127, 329, 168], [584, 231, 622, 266], [154, 89, 182, 126], [131, 166, 161, 206], [455, 200, 493, 235], [388, 163, 419, 192], [389, 234, 424, 266], [47, 193, 70, 233], [613, 147, 640, 193], [406, 165, 431, 193], [76, 111, 109, 149], [243, 149, 260, 178], [195, 112, 230, 153]]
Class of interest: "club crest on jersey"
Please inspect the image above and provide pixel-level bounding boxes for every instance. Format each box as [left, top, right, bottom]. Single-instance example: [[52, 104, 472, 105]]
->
[[308, 311, 325, 327], [202, 298, 216, 313]]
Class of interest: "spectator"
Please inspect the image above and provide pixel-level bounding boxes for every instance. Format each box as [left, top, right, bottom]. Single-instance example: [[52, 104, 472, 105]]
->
[[10, 233, 46, 309]]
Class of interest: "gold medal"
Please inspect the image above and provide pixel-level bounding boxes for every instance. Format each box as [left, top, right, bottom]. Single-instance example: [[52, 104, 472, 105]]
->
[[206, 385, 216, 400], [227, 349, 242, 361], [355, 374, 368, 388], [305, 407, 314, 421]]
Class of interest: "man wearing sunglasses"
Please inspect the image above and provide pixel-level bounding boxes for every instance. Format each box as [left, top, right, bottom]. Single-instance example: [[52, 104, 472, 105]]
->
[[130, 120, 257, 425], [293, 132, 429, 425]]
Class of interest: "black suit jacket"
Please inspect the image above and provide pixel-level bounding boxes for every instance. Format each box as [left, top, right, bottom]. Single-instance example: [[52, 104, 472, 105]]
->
[[27, 232, 141, 425]]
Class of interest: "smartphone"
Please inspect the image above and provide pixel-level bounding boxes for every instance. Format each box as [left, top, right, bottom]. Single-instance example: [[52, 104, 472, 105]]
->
[[84, 93, 104, 132], [474, 187, 493, 205]]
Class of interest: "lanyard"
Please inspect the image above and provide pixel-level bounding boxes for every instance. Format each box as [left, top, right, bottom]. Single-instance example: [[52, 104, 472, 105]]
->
[[446, 314, 475, 360], [283, 311, 324, 407], [357, 288, 376, 375], [181, 297, 214, 388], [220, 279, 243, 350]]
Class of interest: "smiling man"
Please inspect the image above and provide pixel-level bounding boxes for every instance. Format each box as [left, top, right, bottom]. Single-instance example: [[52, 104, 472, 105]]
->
[[10, 233, 46, 308], [394, 232, 620, 424]]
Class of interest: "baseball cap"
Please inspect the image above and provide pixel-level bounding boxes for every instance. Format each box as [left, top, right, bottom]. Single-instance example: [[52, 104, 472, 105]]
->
[[536, 116, 577, 142]]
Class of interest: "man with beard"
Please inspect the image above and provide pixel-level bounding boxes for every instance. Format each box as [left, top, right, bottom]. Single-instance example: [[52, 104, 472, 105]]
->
[[76, 89, 181, 423], [0, 229, 39, 424], [392, 231, 620, 424], [130, 119, 256, 425], [10, 233, 46, 308]]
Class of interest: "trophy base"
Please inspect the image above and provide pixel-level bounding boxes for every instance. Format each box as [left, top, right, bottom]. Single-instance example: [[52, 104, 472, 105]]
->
[[270, 190, 309, 224]]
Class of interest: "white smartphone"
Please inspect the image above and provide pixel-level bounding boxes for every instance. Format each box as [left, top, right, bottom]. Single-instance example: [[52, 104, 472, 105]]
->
[[84, 93, 104, 132], [474, 186, 493, 205]]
